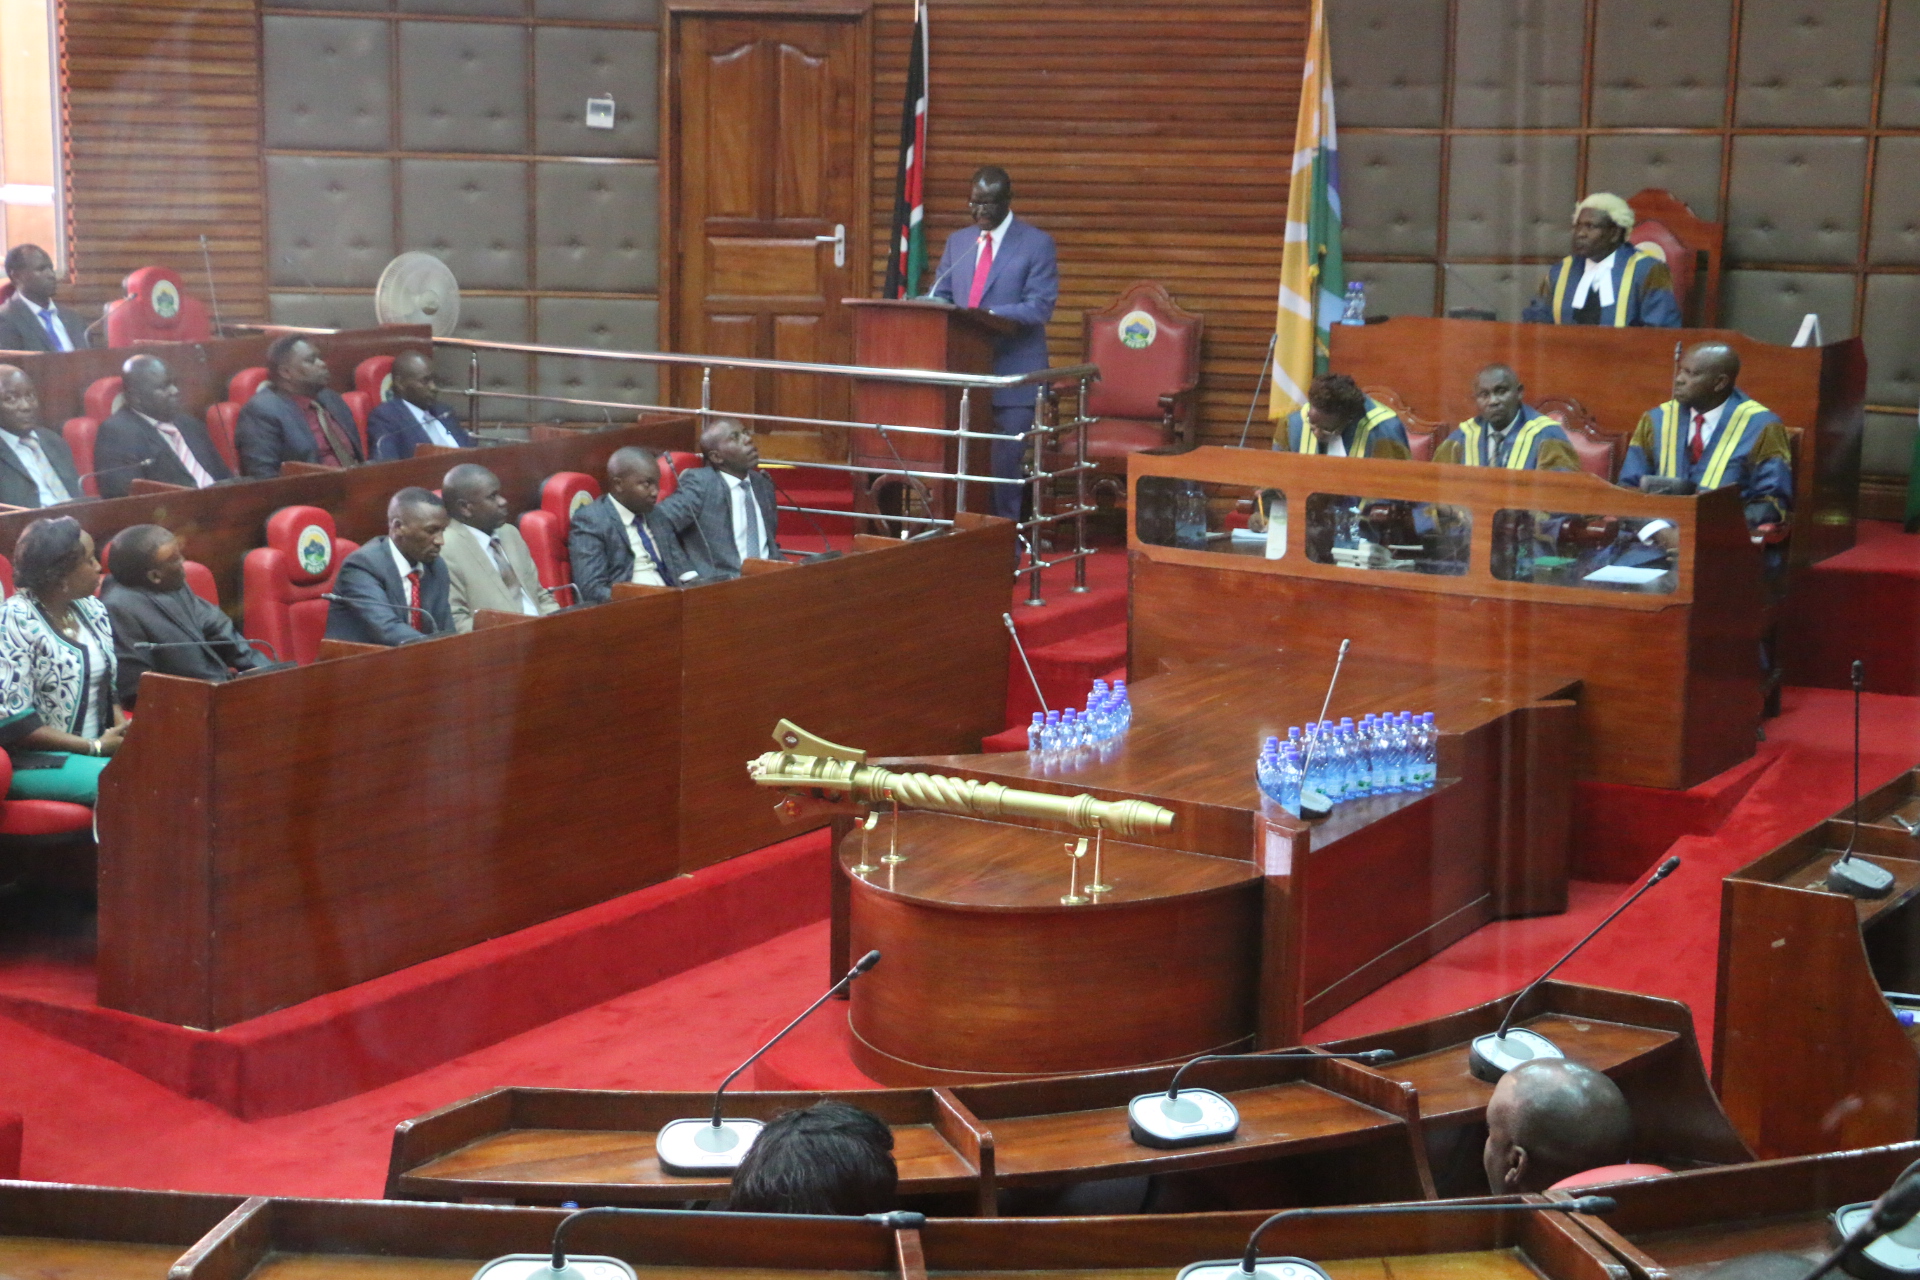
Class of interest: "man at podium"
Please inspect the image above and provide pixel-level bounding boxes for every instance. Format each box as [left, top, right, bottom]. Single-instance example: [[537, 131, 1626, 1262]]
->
[[1520, 193, 1680, 328], [1433, 365, 1580, 471], [1272, 373, 1411, 458], [929, 165, 1058, 520]]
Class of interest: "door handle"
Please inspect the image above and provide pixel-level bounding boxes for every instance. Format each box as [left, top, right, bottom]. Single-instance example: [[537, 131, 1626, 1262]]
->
[[814, 224, 845, 269]]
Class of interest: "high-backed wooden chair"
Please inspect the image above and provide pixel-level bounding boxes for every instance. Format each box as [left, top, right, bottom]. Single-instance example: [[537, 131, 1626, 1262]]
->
[[1536, 395, 1620, 481], [1360, 386, 1447, 462], [1628, 188, 1723, 328], [1052, 282, 1202, 500]]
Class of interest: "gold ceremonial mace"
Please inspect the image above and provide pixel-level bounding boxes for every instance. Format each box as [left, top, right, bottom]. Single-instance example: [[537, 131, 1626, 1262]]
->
[[1061, 837, 1089, 905]]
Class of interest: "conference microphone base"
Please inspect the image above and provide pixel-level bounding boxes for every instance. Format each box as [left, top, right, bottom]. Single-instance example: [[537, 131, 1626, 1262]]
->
[[1467, 1028, 1565, 1083], [1830, 856, 1897, 899], [1177, 1259, 1331, 1280], [471, 1257, 637, 1280], [1830, 1202, 1920, 1278], [654, 1117, 766, 1175], [1127, 1089, 1241, 1148]]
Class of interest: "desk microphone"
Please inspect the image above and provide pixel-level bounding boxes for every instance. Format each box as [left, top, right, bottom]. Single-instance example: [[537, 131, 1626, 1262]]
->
[[1176, 1196, 1618, 1280], [1468, 855, 1682, 1081], [1128, 1048, 1394, 1149], [319, 591, 439, 635], [133, 635, 283, 663], [1296, 639, 1350, 820], [655, 949, 880, 1175], [1829, 660, 1894, 898], [470, 1204, 926, 1280], [76, 457, 153, 490], [1805, 1158, 1920, 1280]]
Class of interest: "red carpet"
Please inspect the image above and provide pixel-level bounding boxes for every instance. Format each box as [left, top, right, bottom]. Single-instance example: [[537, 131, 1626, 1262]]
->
[[1782, 520, 1920, 695]]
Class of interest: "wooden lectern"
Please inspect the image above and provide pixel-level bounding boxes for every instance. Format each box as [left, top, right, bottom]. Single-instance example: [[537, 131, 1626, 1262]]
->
[[844, 298, 1017, 519]]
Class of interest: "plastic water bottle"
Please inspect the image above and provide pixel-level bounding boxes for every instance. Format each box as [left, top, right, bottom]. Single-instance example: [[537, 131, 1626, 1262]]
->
[[1256, 744, 1279, 804], [1062, 708, 1083, 754], [1114, 681, 1132, 731], [1027, 712, 1045, 758], [1419, 712, 1439, 787], [1377, 715, 1402, 793], [1280, 747, 1304, 815], [1347, 725, 1372, 798], [1041, 710, 1062, 760], [1362, 716, 1385, 793], [1342, 280, 1367, 326]]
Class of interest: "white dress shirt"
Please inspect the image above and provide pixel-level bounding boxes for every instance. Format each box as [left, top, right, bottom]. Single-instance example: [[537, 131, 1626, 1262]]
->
[[386, 537, 422, 589], [403, 398, 460, 448], [17, 295, 73, 352], [135, 409, 217, 488], [456, 520, 539, 614], [721, 470, 769, 566], [1570, 247, 1621, 310], [611, 495, 665, 587], [1, 429, 72, 505]]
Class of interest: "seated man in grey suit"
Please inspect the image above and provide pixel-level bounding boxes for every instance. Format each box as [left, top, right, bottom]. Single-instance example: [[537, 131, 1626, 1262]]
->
[[103, 523, 271, 708], [0, 364, 80, 508], [440, 462, 558, 631], [568, 446, 700, 604], [653, 418, 779, 580], [235, 334, 364, 478], [94, 354, 234, 497], [323, 487, 453, 644], [0, 244, 90, 353]]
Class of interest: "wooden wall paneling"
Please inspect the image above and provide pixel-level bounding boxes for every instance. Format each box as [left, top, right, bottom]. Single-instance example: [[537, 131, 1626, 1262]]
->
[[865, 0, 1303, 447]]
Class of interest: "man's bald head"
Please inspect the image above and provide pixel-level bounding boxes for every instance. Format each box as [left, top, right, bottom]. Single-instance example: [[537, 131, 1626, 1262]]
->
[[441, 463, 510, 533], [1483, 1059, 1632, 1194], [606, 446, 661, 516], [1673, 342, 1742, 411], [121, 353, 182, 421]]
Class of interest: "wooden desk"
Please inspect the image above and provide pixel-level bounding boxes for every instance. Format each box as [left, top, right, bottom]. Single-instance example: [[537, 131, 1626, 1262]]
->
[[1556, 1140, 1920, 1278], [1715, 769, 1920, 1158], [0, 1180, 244, 1280], [1328, 316, 1862, 569], [96, 518, 1014, 1028], [840, 646, 1575, 1076], [1128, 448, 1766, 789]]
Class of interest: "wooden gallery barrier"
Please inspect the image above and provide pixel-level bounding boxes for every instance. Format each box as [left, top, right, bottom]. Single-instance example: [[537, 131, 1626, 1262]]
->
[[95, 517, 1014, 1030], [1328, 315, 1863, 570], [1128, 448, 1768, 790], [1716, 766, 1920, 1159], [383, 982, 1750, 1213], [0, 1177, 1639, 1280]]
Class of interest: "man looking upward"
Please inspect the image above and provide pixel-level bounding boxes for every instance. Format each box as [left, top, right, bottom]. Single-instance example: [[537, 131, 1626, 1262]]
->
[[929, 166, 1059, 520], [103, 524, 269, 707], [1433, 365, 1580, 471], [654, 419, 779, 581], [1521, 193, 1680, 328], [236, 335, 363, 478]]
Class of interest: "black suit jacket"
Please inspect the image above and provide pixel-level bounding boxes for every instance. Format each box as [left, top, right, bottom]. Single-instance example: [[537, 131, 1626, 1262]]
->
[[102, 578, 266, 707], [0, 294, 91, 353], [235, 385, 363, 479], [322, 537, 452, 645], [567, 495, 701, 604], [94, 408, 233, 497], [652, 465, 779, 580], [0, 426, 82, 509], [368, 398, 476, 461]]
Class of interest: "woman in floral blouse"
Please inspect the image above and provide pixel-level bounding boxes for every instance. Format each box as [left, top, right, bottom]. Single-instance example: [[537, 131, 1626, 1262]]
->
[[0, 516, 126, 803]]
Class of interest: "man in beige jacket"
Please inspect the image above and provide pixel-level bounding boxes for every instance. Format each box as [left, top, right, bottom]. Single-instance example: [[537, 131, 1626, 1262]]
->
[[440, 462, 558, 632]]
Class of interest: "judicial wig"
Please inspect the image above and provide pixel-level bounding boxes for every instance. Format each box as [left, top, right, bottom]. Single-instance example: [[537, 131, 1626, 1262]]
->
[[727, 1100, 897, 1215]]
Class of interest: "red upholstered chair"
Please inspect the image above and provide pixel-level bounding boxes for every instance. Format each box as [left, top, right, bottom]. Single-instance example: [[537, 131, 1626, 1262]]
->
[[242, 506, 358, 665], [102, 267, 213, 347], [0, 751, 94, 845], [1054, 282, 1202, 498], [1536, 396, 1619, 481], [62, 376, 128, 496], [341, 390, 372, 458], [229, 367, 269, 403], [1361, 386, 1446, 463], [203, 367, 269, 474], [355, 356, 395, 404], [518, 471, 601, 599], [657, 450, 703, 500], [0, 552, 14, 596], [83, 377, 123, 422], [1628, 188, 1723, 328]]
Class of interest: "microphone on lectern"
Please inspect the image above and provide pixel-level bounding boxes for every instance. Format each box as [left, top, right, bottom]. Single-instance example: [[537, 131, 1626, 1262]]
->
[[1127, 1049, 1394, 1149], [1467, 855, 1682, 1082], [1174, 1196, 1617, 1280], [1803, 1158, 1920, 1280], [654, 950, 880, 1175], [1829, 660, 1895, 899]]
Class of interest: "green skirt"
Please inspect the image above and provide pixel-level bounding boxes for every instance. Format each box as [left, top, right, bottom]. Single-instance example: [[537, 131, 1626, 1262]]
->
[[7, 752, 109, 805]]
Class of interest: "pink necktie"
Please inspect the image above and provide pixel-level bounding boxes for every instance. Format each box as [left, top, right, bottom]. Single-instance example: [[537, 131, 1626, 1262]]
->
[[967, 233, 994, 309], [155, 421, 216, 487]]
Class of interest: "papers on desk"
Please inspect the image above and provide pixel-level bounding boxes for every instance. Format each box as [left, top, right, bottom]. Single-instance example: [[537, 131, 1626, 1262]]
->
[[1229, 523, 1288, 560], [1583, 564, 1669, 585]]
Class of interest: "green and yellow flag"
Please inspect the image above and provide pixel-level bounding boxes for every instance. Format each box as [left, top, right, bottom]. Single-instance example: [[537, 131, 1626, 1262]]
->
[[1269, 0, 1344, 428]]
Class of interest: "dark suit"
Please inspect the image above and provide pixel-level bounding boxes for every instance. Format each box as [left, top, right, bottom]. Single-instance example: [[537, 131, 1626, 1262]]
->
[[0, 294, 91, 353], [568, 494, 701, 604], [652, 466, 778, 581], [368, 397, 475, 461], [94, 408, 233, 497], [235, 385, 364, 479], [102, 578, 267, 707], [0, 426, 82, 509], [322, 536, 452, 645]]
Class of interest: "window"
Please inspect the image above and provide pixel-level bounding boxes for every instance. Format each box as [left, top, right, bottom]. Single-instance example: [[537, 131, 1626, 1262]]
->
[[0, 0, 62, 268]]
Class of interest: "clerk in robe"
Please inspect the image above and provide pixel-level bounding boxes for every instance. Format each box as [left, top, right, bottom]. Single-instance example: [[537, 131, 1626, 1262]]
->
[[1272, 373, 1411, 459], [1432, 365, 1580, 471], [1520, 193, 1681, 328]]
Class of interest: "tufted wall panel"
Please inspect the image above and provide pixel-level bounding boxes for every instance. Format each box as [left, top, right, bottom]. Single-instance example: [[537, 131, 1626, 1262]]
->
[[1864, 414, 1919, 475], [433, 296, 532, 422], [1341, 135, 1441, 258], [1583, 134, 1724, 221], [1446, 134, 1578, 259], [264, 0, 383, 15], [1869, 137, 1920, 266], [537, 0, 658, 21], [397, 23, 528, 153], [534, 29, 658, 158], [268, 292, 381, 332], [1882, 2, 1920, 128], [267, 157, 394, 288], [1590, 0, 1730, 128], [1345, 263, 1439, 319], [1736, 0, 1878, 127], [1862, 274, 1920, 409], [1725, 136, 1866, 266], [1451, 0, 1586, 128], [401, 0, 520, 18], [1440, 263, 1533, 325], [534, 300, 660, 411], [399, 160, 528, 289], [1721, 270, 1857, 347], [1326, 0, 1447, 128], [263, 18, 391, 150], [536, 163, 658, 293]]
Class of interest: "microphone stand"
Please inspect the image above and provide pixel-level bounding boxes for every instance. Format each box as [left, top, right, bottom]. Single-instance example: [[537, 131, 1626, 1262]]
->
[[320, 591, 439, 636], [1294, 639, 1349, 820], [1128, 1047, 1394, 1148], [1828, 659, 1893, 897], [1236, 332, 1278, 449], [1799, 1160, 1920, 1280]]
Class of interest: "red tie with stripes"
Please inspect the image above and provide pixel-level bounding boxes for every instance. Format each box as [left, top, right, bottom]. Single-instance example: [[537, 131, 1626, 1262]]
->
[[1688, 411, 1706, 467], [406, 569, 425, 632], [967, 233, 994, 309]]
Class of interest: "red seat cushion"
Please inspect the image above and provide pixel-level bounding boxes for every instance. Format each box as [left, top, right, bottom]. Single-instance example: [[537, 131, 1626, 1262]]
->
[[243, 506, 354, 665], [62, 418, 101, 496], [519, 509, 569, 595], [1548, 1163, 1671, 1191], [205, 402, 241, 473], [1084, 417, 1172, 461], [0, 751, 90, 836], [228, 367, 269, 404], [342, 389, 372, 457], [83, 377, 124, 422], [355, 355, 395, 404], [540, 471, 601, 521]]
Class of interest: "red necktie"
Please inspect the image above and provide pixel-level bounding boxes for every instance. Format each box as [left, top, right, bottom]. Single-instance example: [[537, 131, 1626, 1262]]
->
[[967, 233, 994, 309], [1688, 411, 1706, 467], [406, 569, 426, 632]]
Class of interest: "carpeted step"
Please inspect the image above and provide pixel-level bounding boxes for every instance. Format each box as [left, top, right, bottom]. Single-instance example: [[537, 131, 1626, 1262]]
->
[[0, 1112, 18, 1178], [1007, 622, 1129, 727], [767, 465, 858, 536]]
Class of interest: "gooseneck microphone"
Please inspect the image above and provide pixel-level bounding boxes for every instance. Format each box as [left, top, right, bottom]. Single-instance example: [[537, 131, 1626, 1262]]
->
[[470, 1203, 926, 1280], [76, 457, 153, 490], [1296, 639, 1351, 820], [1467, 855, 1682, 1082], [319, 591, 439, 635], [1127, 1048, 1394, 1149], [1828, 659, 1894, 899], [1176, 1197, 1618, 1280], [654, 950, 881, 1175], [1803, 1159, 1920, 1280]]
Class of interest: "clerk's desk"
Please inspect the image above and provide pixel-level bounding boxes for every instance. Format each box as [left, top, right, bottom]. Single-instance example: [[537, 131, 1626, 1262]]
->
[[1328, 315, 1862, 571], [1128, 448, 1767, 790], [96, 516, 1013, 1034]]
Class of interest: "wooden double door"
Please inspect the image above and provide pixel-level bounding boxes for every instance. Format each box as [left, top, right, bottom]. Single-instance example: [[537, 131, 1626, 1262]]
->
[[668, 5, 870, 461]]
